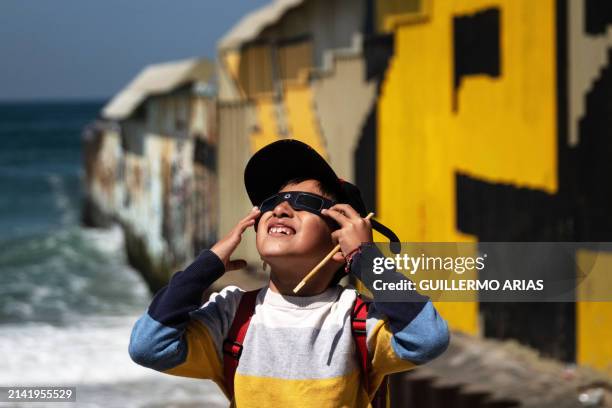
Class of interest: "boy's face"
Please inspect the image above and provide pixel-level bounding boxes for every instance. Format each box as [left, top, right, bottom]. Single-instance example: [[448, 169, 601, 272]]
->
[[256, 179, 336, 268]]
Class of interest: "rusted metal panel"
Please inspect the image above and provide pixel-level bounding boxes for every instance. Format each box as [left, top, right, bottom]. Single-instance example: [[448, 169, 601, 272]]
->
[[277, 39, 313, 83], [311, 54, 377, 182], [83, 76, 218, 290], [258, 0, 364, 69], [219, 0, 364, 101], [82, 122, 125, 226], [192, 160, 218, 253], [161, 137, 196, 265], [192, 97, 219, 253], [215, 0, 369, 271], [238, 44, 275, 98], [218, 101, 259, 267]]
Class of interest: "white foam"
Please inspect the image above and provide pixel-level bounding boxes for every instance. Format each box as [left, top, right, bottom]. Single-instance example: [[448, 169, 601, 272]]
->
[[0, 315, 168, 385], [80, 224, 125, 255], [0, 315, 227, 407]]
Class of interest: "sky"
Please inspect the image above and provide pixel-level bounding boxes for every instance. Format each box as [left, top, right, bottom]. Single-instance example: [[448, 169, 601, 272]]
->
[[0, 0, 269, 101]]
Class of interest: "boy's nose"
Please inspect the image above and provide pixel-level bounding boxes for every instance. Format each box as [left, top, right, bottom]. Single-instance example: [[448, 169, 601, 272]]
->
[[272, 200, 294, 218]]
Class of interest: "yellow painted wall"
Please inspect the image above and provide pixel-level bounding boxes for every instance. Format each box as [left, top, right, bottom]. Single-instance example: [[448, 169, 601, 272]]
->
[[377, 0, 557, 335], [283, 84, 328, 158], [576, 250, 612, 374], [244, 39, 327, 158], [251, 98, 283, 153], [248, 86, 327, 159]]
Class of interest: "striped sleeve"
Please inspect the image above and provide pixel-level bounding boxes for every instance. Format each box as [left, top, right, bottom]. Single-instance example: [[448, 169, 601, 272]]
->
[[128, 249, 242, 391], [349, 245, 450, 385]]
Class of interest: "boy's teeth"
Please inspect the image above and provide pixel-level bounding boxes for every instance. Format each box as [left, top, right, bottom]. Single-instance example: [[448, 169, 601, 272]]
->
[[270, 226, 294, 235]]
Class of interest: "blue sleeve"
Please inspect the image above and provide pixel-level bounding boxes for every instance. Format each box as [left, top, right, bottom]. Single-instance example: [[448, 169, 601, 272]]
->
[[350, 244, 450, 365], [128, 249, 225, 370]]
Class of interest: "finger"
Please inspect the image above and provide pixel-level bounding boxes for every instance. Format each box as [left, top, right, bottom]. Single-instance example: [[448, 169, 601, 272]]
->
[[326, 206, 357, 223], [236, 218, 256, 234], [321, 208, 351, 227], [330, 230, 340, 246], [226, 259, 247, 271], [240, 206, 261, 223], [236, 208, 259, 230], [328, 204, 361, 220], [331, 252, 345, 263]]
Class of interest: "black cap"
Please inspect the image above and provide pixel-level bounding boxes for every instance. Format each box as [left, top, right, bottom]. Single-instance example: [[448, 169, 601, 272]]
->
[[244, 139, 367, 214], [244, 139, 400, 248]]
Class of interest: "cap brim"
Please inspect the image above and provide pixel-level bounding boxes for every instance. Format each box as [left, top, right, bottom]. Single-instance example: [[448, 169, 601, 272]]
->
[[244, 139, 340, 206]]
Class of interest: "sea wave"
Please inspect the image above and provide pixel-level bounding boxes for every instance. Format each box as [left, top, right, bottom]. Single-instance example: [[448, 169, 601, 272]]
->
[[0, 225, 151, 325], [0, 315, 226, 407], [0, 102, 226, 407]]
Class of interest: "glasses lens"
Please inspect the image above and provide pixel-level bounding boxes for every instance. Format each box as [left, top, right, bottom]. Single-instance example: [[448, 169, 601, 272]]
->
[[295, 193, 324, 211], [260, 195, 282, 212]]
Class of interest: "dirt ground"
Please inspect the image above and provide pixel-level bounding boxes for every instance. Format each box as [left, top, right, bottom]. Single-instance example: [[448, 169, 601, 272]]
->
[[413, 331, 612, 407]]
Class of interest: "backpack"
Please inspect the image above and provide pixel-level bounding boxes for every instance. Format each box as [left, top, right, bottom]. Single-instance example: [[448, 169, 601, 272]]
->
[[222, 289, 389, 407]]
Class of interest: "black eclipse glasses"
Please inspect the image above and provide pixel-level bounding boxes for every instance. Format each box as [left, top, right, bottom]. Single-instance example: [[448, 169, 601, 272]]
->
[[255, 190, 402, 253], [258, 191, 336, 216]]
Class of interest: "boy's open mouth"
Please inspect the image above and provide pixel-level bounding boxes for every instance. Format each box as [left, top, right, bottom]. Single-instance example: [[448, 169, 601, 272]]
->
[[267, 221, 296, 237]]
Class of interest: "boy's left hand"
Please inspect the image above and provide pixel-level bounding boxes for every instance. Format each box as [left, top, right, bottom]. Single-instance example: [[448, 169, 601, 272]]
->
[[322, 204, 373, 262]]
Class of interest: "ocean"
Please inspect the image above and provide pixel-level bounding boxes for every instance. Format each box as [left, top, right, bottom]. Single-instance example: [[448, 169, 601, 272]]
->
[[0, 102, 226, 407]]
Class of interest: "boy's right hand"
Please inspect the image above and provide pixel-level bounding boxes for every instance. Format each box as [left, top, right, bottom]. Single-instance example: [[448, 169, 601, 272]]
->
[[211, 207, 260, 272]]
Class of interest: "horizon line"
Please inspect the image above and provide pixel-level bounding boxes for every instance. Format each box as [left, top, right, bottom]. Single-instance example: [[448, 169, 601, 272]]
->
[[0, 97, 110, 104]]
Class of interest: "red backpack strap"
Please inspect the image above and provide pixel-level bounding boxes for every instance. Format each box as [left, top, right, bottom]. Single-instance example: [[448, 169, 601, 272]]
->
[[222, 289, 260, 400], [352, 294, 389, 408], [351, 294, 369, 391]]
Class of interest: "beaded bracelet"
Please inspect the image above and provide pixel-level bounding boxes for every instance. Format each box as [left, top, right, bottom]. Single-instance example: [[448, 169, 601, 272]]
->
[[344, 246, 362, 274]]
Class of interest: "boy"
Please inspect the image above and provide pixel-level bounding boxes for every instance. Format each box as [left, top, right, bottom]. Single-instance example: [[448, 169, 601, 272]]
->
[[129, 139, 449, 407]]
